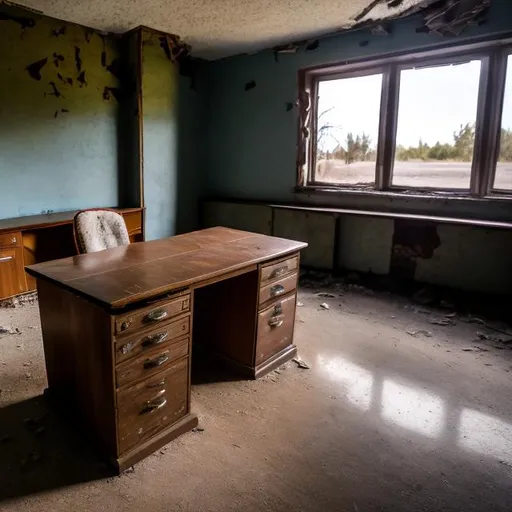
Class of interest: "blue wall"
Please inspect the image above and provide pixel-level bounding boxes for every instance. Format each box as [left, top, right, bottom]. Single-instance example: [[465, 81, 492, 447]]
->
[[206, 4, 512, 203], [0, 6, 120, 220]]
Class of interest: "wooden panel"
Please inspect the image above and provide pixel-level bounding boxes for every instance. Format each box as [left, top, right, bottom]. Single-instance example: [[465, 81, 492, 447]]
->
[[256, 293, 297, 365], [115, 294, 190, 335], [22, 225, 76, 292], [115, 336, 189, 388], [115, 314, 190, 364], [0, 247, 26, 299], [25, 227, 307, 308], [193, 270, 258, 367], [36, 280, 117, 455], [123, 211, 142, 235], [260, 255, 299, 286], [259, 272, 298, 307], [0, 231, 21, 248], [117, 357, 189, 454]]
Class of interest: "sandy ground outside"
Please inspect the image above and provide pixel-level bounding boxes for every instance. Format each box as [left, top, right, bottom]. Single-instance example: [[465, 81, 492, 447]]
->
[[316, 160, 512, 190]]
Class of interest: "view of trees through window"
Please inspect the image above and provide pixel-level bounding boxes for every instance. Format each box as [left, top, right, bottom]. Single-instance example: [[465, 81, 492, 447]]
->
[[392, 60, 481, 189], [495, 54, 512, 190], [310, 46, 512, 195], [315, 73, 381, 185]]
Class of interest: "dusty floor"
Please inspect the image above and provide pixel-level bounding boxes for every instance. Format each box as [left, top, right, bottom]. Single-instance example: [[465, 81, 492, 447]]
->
[[1, 286, 512, 512]]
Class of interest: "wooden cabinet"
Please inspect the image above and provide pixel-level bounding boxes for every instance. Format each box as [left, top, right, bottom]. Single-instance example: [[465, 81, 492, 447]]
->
[[37, 280, 196, 473], [0, 208, 144, 301], [0, 246, 26, 299]]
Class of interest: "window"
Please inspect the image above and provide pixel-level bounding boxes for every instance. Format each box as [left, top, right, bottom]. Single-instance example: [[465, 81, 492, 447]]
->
[[315, 73, 382, 186], [495, 53, 512, 191], [298, 40, 512, 198], [393, 60, 481, 190]]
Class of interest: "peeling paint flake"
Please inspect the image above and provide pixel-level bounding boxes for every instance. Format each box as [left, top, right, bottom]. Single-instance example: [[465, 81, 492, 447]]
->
[[26, 57, 48, 81], [0, 11, 35, 30], [47, 82, 62, 98], [77, 71, 87, 87], [52, 52, 64, 67], [74, 46, 82, 73], [245, 80, 256, 91], [51, 26, 66, 37]]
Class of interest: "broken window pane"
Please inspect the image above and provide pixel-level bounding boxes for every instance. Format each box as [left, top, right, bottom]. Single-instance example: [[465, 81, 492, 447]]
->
[[392, 60, 481, 190], [314, 73, 382, 185], [494, 54, 512, 191]]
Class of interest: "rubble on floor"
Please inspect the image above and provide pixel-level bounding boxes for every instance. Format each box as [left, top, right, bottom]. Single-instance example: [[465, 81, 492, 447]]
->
[[0, 292, 38, 309]]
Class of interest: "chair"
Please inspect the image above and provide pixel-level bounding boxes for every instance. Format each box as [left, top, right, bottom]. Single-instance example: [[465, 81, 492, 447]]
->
[[73, 208, 130, 254]]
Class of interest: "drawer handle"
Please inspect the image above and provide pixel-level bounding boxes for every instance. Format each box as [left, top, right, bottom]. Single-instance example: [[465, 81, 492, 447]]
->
[[268, 316, 284, 328], [270, 266, 288, 279], [270, 284, 286, 297], [146, 309, 168, 322], [143, 354, 169, 369], [146, 380, 165, 389], [0, 256, 13, 263], [120, 341, 135, 355], [141, 396, 167, 414], [141, 331, 168, 348]]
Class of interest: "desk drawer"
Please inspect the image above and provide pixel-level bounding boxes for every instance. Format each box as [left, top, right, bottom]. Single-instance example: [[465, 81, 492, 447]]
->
[[116, 335, 189, 388], [256, 293, 296, 365], [115, 293, 190, 335], [259, 272, 298, 307], [117, 356, 189, 454], [0, 232, 21, 248], [115, 315, 190, 365], [260, 255, 298, 286]]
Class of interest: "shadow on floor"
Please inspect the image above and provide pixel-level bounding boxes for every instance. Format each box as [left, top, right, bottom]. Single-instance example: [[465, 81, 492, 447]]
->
[[191, 348, 249, 386], [0, 395, 114, 503]]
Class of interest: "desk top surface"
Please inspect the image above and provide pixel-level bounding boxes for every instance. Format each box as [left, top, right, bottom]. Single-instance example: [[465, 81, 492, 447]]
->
[[0, 208, 143, 233], [26, 227, 307, 309]]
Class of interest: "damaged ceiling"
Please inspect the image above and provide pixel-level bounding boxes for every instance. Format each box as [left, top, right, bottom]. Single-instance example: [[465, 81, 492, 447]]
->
[[5, 0, 490, 59]]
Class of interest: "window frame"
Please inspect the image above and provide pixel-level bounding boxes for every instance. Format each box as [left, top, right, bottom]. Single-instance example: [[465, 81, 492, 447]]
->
[[297, 36, 512, 199]]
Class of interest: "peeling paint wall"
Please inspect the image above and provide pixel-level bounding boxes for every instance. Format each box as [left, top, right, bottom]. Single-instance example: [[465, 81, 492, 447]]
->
[[0, 5, 120, 218]]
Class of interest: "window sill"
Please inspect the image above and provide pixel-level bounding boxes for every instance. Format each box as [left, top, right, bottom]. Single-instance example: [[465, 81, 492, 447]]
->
[[295, 185, 512, 202]]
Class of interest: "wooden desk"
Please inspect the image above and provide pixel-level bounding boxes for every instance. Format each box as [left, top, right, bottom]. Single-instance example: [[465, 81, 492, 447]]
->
[[26, 227, 307, 472], [0, 208, 143, 301]]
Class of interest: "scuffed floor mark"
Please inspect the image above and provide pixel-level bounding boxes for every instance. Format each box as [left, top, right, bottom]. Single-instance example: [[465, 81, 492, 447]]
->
[[26, 57, 47, 80]]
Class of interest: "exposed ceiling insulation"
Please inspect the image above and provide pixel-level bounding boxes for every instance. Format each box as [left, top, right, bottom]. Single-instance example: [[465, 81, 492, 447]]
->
[[3, 0, 490, 59], [3, 0, 426, 59]]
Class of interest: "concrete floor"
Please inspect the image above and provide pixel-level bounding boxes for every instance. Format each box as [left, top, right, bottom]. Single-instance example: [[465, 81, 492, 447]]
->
[[1, 286, 512, 511]]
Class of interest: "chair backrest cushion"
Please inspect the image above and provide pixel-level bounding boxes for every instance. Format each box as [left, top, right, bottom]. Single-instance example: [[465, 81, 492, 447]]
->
[[74, 210, 130, 254]]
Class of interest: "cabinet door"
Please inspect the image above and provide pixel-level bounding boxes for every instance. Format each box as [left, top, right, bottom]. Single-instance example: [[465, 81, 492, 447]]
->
[[0, 247, 26, 300]]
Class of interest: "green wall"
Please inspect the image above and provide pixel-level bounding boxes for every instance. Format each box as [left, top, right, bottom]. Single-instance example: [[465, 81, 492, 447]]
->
[[0, 5, 121, 219], [141, 29, 178, 240]]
